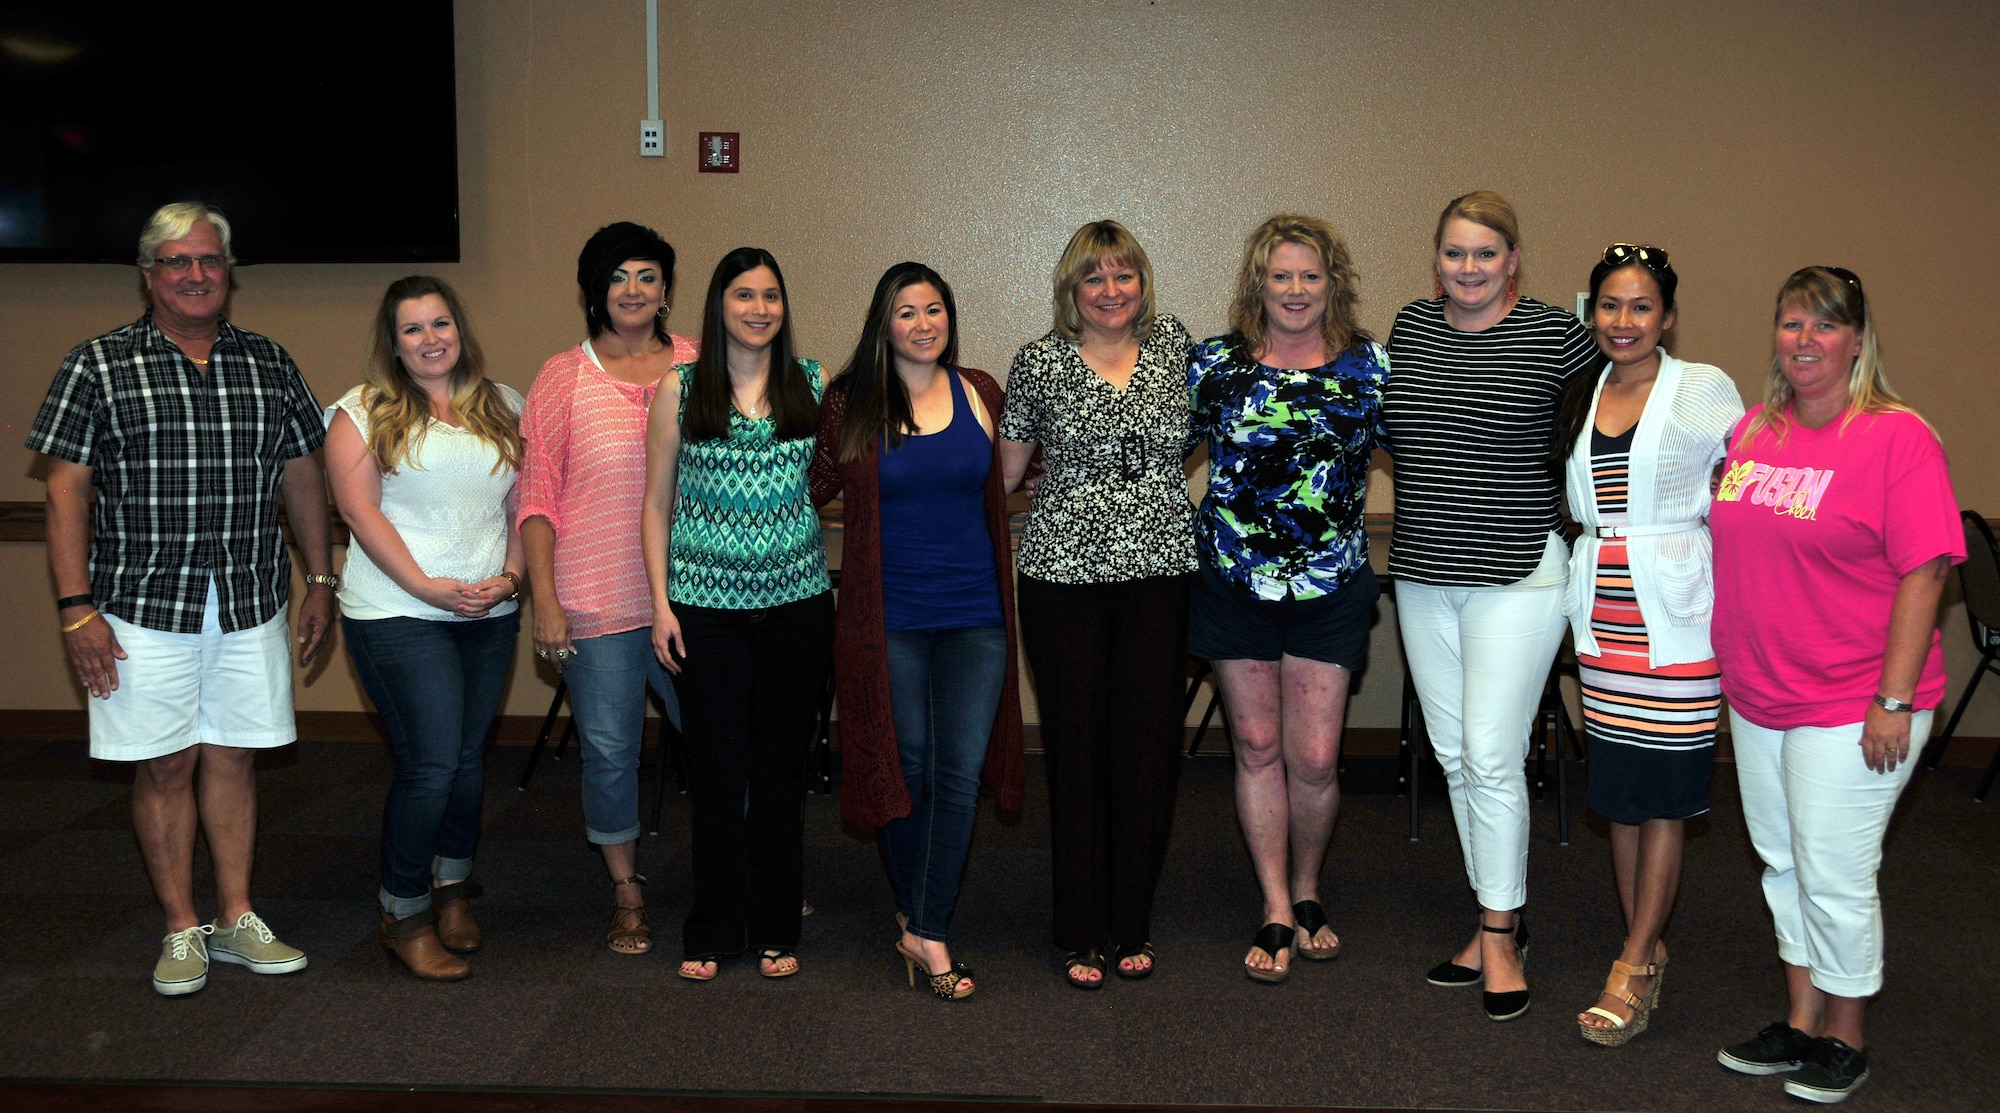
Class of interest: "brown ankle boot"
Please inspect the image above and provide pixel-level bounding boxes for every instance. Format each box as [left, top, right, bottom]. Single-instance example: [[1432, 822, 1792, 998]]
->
[[378, 909, 470, 981], [430, 881, 482, 954]]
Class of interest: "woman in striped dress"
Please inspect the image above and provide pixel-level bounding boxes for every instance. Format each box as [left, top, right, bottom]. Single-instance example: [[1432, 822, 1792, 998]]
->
[[1556, 246, 1742, 1044]]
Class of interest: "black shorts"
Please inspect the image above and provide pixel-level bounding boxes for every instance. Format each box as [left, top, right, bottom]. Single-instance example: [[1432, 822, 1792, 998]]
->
[[1188, 561, 1379, 669]]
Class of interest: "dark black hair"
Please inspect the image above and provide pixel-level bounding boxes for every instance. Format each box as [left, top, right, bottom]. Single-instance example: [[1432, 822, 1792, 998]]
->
[[575, 221, 677, 342], [832, 262, 960, 463], [683, 247, 817, 442], [1552, 255, 1681, 477]]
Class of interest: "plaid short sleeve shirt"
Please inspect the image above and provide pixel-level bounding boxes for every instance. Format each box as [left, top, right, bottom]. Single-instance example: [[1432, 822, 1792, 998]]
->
[[26, 312, 326, 634]]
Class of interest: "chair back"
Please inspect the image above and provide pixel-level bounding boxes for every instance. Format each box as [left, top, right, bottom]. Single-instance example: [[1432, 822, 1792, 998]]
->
[[1961, 512, 2000, 650]]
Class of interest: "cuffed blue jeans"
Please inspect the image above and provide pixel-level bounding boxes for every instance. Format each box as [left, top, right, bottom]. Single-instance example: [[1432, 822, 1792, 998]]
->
[[343, 610, 520, 914], [564, 627, 681, 845], [880, 626, 1007, 942]]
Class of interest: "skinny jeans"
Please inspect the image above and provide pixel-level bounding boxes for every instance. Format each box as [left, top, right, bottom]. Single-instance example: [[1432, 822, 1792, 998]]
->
[[343, 611, 520, 914]]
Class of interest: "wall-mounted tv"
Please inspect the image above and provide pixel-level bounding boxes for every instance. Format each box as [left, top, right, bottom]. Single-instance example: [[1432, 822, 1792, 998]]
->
[[0, 1, 459, 264]]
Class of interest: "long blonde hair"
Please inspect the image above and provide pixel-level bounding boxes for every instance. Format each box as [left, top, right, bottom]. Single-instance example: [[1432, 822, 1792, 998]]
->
[[1746, 266, 1915, 445], [363, 276, 522, 475]]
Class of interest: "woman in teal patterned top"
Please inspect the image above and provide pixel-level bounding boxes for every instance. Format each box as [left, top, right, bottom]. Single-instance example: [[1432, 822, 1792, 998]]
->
[[641, 247, 832, 982]]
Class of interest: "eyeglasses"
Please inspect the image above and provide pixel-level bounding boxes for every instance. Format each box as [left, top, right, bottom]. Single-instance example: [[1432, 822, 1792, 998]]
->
[[153, 254, 226, 273], [1602, 243, 1671, 274]]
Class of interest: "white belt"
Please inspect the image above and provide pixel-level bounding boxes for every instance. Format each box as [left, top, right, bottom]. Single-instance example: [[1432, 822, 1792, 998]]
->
[[1593, 521, 1704, 538]]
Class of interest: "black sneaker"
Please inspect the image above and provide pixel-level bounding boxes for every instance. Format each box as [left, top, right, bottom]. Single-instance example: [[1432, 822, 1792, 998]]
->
[[1717, 1021, 1815, 1075], [1785, 1037, 1870, 1103]]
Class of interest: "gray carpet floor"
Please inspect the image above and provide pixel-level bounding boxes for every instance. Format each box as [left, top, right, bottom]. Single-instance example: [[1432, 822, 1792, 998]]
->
[[0, 734, 1994, 1112]]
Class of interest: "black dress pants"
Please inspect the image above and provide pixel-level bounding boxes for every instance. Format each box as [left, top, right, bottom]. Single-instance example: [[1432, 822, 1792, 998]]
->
[[1016, 572, 1190, 954], [676, 590, 834, 958]]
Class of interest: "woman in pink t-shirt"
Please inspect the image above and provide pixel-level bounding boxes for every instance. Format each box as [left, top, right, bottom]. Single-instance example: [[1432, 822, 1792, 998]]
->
[[517, 222, 698, 956], [1708, 267, 1962, 1103]]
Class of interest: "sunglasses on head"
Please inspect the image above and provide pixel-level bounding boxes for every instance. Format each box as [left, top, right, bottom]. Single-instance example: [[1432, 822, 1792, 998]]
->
[[1602, 243, 1671, 274], [1795, 265, 1866, 316]]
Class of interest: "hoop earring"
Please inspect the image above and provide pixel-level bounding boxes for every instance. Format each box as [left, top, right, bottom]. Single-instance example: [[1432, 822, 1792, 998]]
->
[[657, 304, 669, 318]]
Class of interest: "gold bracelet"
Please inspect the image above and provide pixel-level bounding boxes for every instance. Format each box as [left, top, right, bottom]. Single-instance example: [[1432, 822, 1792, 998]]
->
[[500, 570, 522, 600], [61, 609, 101, 634]]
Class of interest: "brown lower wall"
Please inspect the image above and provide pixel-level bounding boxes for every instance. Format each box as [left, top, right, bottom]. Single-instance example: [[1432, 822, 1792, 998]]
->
[[5, 709, 1995, 770]]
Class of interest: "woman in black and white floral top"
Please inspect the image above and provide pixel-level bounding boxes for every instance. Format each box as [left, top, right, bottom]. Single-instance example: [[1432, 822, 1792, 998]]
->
[[998, 220, 1197, 991]]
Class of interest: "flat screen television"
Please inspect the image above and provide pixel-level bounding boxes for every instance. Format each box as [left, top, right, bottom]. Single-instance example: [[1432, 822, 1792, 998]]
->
[[0, 1, 459, 264]]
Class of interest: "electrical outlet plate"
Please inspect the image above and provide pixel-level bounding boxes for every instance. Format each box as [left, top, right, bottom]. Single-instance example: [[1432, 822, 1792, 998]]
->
[[640, 119, 664, 158], [1576, 292, 1589, 322]]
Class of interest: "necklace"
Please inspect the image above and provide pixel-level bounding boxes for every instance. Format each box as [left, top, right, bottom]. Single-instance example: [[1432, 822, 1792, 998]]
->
[[190, 356, 210, 366]]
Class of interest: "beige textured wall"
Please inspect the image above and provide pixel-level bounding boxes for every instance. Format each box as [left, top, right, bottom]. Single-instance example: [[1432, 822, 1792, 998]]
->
[[2, 0, 1995, 733]]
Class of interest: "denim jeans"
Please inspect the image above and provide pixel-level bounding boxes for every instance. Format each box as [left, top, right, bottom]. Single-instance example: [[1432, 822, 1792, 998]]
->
[[563, 627, 681, 845], [880, 625, 1007, 942], [676, 591, 833, 958], [343, 611, 520, 913]]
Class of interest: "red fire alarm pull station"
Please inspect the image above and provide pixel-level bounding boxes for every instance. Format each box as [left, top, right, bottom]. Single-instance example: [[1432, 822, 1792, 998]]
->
[[699, 132, 739, 173]]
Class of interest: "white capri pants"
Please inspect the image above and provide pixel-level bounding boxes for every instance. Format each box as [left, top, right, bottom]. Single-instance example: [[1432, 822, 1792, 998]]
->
[[1729, 708, 1930, 999], [1396, 575, 1567, 912]]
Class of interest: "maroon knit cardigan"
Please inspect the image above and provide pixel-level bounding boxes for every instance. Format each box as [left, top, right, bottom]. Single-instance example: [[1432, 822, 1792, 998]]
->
[[808, 367, 1025, 829]]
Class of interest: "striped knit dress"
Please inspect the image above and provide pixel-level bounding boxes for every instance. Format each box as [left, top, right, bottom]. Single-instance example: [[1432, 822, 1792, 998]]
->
[[1578, 424, 1721, 823]]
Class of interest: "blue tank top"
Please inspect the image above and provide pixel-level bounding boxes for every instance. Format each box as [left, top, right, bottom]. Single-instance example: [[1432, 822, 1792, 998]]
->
[[877, 368, 1004, 631]]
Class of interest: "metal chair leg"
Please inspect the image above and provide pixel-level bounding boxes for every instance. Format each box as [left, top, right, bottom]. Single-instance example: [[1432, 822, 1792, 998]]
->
[[650, 714, 679, 835], [1184, 658, 1214, 756], [517, 678, 569, 790], [1403, 669, 1423, 841], [811, 654, 836, 795], [1927, 650, 1996, 768]]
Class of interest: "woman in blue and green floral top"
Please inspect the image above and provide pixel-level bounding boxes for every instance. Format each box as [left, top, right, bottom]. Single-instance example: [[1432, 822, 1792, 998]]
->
[[1188, 213, 1388, 984]]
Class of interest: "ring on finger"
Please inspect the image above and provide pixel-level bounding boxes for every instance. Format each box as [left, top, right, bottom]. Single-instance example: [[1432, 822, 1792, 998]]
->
[[554, 648, 570, 659], [536, 648, 549, 659]]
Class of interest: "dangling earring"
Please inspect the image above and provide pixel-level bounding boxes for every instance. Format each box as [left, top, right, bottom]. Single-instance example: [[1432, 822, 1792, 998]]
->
[[1433, 276, 1446, 299], [656, 304, 668, 318], [1505, 277, 1517, 300]]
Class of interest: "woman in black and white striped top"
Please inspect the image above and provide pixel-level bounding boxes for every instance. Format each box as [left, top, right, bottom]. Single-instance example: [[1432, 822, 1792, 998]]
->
[[1382, 191, 1597, 1023]]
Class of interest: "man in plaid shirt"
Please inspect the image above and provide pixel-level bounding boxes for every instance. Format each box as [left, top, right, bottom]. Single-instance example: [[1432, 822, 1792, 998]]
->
[[27, 202, 338, 997]]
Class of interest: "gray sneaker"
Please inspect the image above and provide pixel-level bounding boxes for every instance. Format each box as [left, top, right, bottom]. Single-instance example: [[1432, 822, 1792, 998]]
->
[[153, 924, 213, 996], [208, 912, 307, 975]]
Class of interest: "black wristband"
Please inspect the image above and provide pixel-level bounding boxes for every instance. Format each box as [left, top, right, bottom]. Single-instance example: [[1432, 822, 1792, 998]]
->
[[56, 593, 95, 611]]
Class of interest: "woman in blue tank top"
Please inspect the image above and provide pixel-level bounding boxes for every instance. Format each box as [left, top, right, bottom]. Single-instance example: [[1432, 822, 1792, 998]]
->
[[809, 263, 1025, 1001]]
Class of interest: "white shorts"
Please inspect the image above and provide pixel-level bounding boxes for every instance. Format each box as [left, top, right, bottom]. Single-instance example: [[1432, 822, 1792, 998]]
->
[[89, 584, 297, 762]]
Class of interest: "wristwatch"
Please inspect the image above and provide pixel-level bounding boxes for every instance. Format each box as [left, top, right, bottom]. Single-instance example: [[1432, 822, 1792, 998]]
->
[[304, 573, 341, 591], [1872, 694, 1915, 713]]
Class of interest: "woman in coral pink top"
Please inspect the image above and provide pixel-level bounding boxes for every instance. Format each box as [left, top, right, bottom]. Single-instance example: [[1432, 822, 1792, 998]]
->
[[516, 222, 696, 956], [1709, 267, 1962, 1103]]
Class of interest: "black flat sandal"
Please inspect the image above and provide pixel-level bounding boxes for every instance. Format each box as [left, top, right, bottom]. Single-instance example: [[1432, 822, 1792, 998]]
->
[[1292, 900, 1340, 961], [1426, 915, 1530, 987], [1481, 919, 1530, 1021], [1244, 923, 1295, 984], [1114, 941, 1155, 980], [1062, 947, 1106, 990]]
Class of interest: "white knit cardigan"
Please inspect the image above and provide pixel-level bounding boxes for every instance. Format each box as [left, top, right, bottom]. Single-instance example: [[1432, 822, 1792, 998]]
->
[[1564, 351, 1744, 667]]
